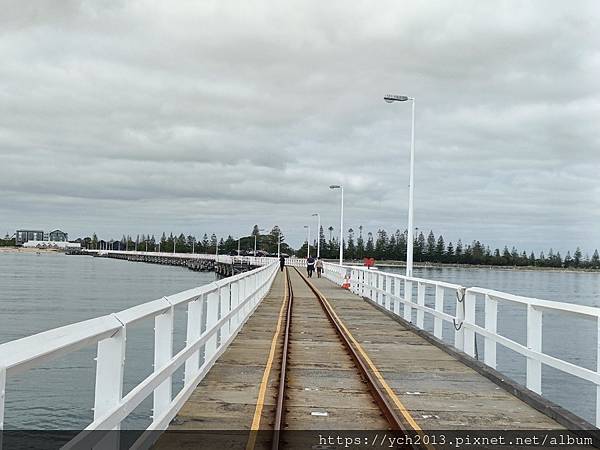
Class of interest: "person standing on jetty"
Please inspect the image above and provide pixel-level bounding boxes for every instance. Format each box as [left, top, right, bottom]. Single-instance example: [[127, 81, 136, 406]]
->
[[279, 255, 285, 272], [315, 257, 323, 278], [306, 256, 315, 277]]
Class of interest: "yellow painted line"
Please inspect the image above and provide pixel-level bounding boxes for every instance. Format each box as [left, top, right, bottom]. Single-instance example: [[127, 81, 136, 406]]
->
[[245, 269, 288, 450], [304, 276, 436, 450]]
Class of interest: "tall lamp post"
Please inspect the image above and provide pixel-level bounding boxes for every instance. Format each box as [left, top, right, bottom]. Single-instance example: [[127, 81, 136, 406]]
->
[[277, 229, 281, 258], [254, 228, 265, 257], [329, 185, 344, 265], [303, 225, 310, 258], [312, 213, 321, 258], [384, 94, 416, 277]]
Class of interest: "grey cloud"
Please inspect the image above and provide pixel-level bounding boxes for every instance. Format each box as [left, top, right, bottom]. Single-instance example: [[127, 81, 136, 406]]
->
[[0, 0, 598, 252]]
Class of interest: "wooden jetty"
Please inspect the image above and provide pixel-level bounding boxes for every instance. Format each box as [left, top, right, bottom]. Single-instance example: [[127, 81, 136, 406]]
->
[[154, 268, 587, 449]]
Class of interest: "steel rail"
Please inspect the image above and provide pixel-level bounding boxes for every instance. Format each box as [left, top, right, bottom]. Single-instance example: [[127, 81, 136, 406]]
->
[[292, 267, 421, 448], [272, 267, 293, 450]]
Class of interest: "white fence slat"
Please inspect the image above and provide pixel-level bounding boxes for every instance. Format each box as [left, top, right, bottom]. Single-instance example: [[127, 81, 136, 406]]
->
[[153, 306, 174, 418], [404, 280, 412, 321], [184, 297, 203, 385], [484, 294, 497, 369], [527, 305, 543, 394], [205, 291, 219, 360], [463, 291, 476, 358], [416, 282, 425, 329], [433, 285, 443, 339]]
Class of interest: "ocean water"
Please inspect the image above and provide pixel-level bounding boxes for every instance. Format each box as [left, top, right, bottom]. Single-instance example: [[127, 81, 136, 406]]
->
[[0, 252, 215, 430], [0, 253, 598, 429]]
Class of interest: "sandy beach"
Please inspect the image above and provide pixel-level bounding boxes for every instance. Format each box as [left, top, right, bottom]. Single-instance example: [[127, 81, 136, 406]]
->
[[0, 247, 62, 254]]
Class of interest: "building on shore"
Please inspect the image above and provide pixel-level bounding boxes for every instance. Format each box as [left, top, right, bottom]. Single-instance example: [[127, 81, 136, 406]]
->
[[15, 230, 45, 246], [15, 228, 69, 246], [48, 229, 68, 241]]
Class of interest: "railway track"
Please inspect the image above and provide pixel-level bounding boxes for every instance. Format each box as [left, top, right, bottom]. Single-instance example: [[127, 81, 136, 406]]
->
[[268, 266, 425, 450]]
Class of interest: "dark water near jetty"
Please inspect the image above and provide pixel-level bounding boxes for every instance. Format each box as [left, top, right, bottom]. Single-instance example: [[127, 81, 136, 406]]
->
[[0, 253, 598, 428]]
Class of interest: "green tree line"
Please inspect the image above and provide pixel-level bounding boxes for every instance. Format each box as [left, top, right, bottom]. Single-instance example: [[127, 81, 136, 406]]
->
[[79, 225, 291, 255], [297, 226, 600, 269]]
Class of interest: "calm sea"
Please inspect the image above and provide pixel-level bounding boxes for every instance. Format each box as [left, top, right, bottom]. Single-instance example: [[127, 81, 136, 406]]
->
[[0, 252, 215, 430], [0, 254, 598, 429]]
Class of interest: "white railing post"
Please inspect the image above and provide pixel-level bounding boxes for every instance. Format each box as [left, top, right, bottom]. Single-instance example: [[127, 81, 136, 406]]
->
[[220, 284, 231, 341], [184, 296, 203, 385], [231, 281, 240, 331], [527, 304, 543, 394], [93, 323, 126, 447], [376, 273, 383, 305], [393, 276, 401, 316], [205, 289, 219, 360], [455, 289, 465, 351], [153, 305, 174, 418], [433, 285, 443, 339], [484, 294, 497, 369], [404, 280, 412, 321], [597, 317, 600, 428], [463, 291, 476, 357], [416, 282, 425, 329], [0, 366, 5, 431], [385, 275, 392, 311]]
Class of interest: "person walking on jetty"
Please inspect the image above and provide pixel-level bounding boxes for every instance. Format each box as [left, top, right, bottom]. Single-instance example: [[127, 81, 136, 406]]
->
[[315, 257, 323, 278], [306, 256, 315, 278], [279, 255, 285, 272]]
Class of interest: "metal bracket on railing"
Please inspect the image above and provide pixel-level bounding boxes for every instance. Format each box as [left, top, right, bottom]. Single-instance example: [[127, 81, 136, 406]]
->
[[456, 287, 466, 303], [452, 319, 463, 331]]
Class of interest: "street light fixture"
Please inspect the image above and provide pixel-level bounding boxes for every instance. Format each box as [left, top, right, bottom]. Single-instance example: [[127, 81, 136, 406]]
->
[[329, 185, 344, 265], [384, 93, 416, 277], [303, 225, 310, 258], [312, 213, 321, 258]]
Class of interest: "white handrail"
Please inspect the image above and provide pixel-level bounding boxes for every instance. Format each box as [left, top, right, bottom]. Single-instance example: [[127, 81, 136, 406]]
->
[[0, 261, 279, 443], [323, 262, 600, 428]]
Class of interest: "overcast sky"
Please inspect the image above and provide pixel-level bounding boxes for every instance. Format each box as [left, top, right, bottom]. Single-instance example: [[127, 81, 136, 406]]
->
[[1, 0, 598, 253]]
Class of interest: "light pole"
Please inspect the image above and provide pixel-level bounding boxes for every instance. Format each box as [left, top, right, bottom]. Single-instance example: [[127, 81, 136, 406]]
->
[[277, 230, 281, 258], [312, 213, 321, 258], [384, 94, 416, 277], [303, 225, 310, 258], [254, 228, 265, 257], [329, 185, 344, 265]]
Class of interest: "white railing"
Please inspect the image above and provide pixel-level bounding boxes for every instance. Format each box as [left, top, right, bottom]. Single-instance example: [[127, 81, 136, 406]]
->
[[0, 261, 279, 448], [324, 263, 600, 428]]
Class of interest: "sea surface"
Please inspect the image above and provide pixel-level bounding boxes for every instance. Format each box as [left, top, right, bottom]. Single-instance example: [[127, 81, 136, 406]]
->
[[0, 253, 598, 429], [0, 252, 215, 430]]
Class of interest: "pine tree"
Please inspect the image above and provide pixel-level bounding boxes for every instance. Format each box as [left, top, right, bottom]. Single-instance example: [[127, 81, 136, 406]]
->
[[435, 236, 445, 262], [346, 228, 355, 260], [365, 232, 374, 256], [574, 247, 582, 267], [592, 250, 599, 269], [426, 231, 436, 258], [356, 230, 365, 260]]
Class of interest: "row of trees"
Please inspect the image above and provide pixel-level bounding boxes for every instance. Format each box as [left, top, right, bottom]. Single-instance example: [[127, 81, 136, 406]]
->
[[79, 225, 599, 269], [298, 226, 600, 269], [80, 225, 291, 255]]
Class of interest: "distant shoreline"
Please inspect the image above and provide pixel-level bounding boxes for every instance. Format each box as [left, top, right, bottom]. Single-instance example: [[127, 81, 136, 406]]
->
[[341, 260, 599, 274]]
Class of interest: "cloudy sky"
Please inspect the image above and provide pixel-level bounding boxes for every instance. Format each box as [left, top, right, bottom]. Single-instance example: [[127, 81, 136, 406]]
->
[[1, 0, 598, 253]]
